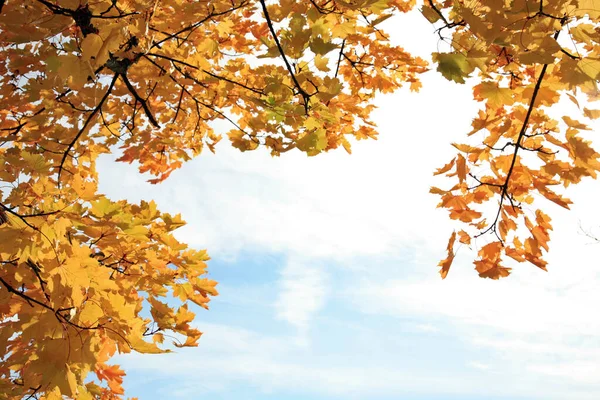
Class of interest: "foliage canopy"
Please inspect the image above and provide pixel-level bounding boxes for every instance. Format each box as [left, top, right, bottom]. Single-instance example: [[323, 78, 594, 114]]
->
[[0, 0, 599, 398]]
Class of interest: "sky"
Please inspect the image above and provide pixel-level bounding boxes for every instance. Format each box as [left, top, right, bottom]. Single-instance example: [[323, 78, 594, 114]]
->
[[97, 9, 600, 400]]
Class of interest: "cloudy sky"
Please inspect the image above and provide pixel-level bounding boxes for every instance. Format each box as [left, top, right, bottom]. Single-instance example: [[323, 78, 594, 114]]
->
[[97, 9, 600, 400]]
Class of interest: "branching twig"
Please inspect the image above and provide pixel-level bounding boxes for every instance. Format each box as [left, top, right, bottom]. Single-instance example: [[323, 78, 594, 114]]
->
[[58, 73, 118, 183], [259, 0, 311, 113], [120, 74, 160, 128], [476, 31, 561, 240]]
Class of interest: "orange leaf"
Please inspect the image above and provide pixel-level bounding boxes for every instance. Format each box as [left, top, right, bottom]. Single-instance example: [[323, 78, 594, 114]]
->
[[438, 232, 456, 279]]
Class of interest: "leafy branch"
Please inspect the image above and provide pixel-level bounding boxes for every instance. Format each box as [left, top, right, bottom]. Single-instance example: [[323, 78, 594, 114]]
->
[[58, 73, 118, 183], [259, 0, 312, 113], [475, 32, 562, 241]]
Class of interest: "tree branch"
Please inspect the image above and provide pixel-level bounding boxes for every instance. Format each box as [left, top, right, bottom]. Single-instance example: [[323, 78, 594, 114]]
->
[[120, 74, 160, 128], [58, 73, 118, 183], [259, 0, 311, 113], [476, 31, 561, 239]]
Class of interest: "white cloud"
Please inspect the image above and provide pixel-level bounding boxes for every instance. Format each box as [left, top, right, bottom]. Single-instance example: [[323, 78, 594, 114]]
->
[[413, 323, 440, 333], [467, 361, 491, 370], [528, 362, 600, 385], [275, 259, 327, 334], [117, 323, 478, 398], [345, 193, 600, 393], [119, 321, 598, 400]]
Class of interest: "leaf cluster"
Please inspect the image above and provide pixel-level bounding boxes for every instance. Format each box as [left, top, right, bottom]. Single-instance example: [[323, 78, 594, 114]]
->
[[427, 0, 600, 278]]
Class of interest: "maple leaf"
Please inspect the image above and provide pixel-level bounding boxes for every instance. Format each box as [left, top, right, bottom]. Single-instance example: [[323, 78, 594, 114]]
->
[[432, 52, 474, 84], [96, 363, 125, 395], [438, 232, 456, 279], [473, 82, 514, 108]]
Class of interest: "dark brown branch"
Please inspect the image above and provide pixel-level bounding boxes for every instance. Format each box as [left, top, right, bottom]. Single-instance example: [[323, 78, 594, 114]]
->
[[0, 276, 53, 311], [145, 52, 264, 95], [467, 173, 504, 190], [259, 0, 311, 113], [1, 203, 42, 231], [143, 55, 253, 140], [426, 0, 465, 40], [35, 0, 137, 20], [34, 0, 70, 15], [0, 276, 106, 331], [560, 47, 580, 59], [0, 203, 64, 265], [25, 259, 50, 301], [58, 73, 118, 183], [149, 1, 249, 50], [202, 70, 264, 95], [120, 74, 160, 128], [90, 11, 139, 19], [173, 88, 185, 123], [427, 0, 449, 25], [23, 385, 42, 400], [0, 203, 62, 219], [476, 31, 561, 240], [0, 107, 46, 135], [334, 39, 345, 78], [309, 0, 338, 14]]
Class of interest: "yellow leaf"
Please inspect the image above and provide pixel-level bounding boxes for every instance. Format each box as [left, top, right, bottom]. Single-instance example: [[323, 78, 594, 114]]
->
[[314, 54, 330, 72], [577, 58, 600, 80], [123, 225, 149, 239], [130, 336, 170, 354], [57, 55, 93, 89], [584, 108, 600, 119], [198, 38, 219, 57], [65, 364, 78, 397], [421, 5, 441, 23], [473, 82, 514, 108], [90, 197, 121, 218], [562, 116, 589, 130], [81, 33, 103, 63]]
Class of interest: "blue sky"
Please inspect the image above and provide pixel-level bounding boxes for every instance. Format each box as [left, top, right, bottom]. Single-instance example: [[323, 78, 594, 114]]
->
[[97, 10, 600, 400]]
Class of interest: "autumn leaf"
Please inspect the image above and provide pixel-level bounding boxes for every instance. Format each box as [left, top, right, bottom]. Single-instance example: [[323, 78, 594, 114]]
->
[[432, 52, 474, 84], [433, 158, 456, 176], [438, 232, 456, 279], [584, 108, 600, 119], [473, 82, 514, 108], [309, 37, 339, 55]]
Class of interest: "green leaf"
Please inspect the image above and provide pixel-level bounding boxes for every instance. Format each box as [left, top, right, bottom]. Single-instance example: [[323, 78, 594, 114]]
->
[[309, 37, 339, 55], [296, 128, 327, 155], [432, 52, 474, 84]]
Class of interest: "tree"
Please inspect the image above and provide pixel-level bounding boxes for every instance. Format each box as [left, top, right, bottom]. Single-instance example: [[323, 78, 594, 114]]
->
[[0, 0, 598, 398], [0, 0, 426, 398]]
